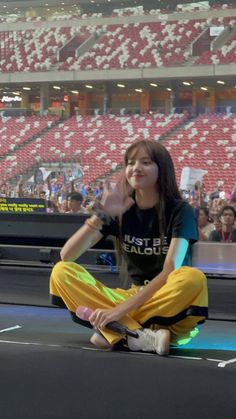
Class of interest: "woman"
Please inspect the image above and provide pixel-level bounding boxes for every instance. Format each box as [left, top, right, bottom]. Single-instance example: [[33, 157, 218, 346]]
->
[[198, 207, 215, 241], [50, 140, 208, 355]]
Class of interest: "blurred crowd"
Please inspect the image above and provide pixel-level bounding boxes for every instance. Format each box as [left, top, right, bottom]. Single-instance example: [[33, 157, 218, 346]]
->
[[0, 178, 104, 214], [0, 177, 236, 242], [183, 181, 236, 242]]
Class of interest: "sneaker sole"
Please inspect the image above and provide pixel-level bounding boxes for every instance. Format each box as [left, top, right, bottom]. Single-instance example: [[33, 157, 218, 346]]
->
[[156, 329, 170, 356]]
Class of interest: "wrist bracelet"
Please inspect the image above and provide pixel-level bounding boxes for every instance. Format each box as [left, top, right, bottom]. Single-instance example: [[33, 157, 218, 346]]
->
[[85, 217, 103, 231], [93, 208, 111, 225]]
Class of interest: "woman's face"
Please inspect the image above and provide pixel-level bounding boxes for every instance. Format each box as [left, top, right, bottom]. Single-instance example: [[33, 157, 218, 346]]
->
[[125, 147, 158, 190]]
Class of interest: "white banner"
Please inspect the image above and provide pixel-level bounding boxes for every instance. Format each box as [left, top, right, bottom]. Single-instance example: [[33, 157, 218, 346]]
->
[[180, 167, 207, 190], [210, 26, 224, 37]]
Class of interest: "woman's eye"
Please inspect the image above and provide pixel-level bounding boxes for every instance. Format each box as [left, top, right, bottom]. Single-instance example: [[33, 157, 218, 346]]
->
[[127, 160, 152, 165]]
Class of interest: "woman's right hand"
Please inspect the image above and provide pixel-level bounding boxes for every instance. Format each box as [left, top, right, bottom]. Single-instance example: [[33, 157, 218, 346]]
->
[[99, 180, 134, 218]]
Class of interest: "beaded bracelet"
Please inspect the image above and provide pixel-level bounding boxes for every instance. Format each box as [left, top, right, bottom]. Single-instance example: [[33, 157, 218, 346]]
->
[[85, 218, 102, 231]]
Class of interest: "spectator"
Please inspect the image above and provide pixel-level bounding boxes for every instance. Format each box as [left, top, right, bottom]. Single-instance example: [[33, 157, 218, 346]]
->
[[58, 199, 68, 213], [230, 196, 236, 228], [208, 205, 236, 242], [210, 183, 225, 200], [66, 192, 87, 214], [209, 197, 221, 222], [46, 198, 59, 213], [95, 181, 104, 199], [231, 184, 236, 199], [198, 207, 215, 241], [230, 196, 236, 212]]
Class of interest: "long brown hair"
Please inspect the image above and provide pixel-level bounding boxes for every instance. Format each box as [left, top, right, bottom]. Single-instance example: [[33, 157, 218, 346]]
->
[[117, 139, 182, 285], [124, 139, 181, 203]]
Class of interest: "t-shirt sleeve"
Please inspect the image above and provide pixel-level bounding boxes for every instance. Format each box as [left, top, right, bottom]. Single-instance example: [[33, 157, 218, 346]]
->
[[99, 218, 119, 238], [171, 202, 198, 244]]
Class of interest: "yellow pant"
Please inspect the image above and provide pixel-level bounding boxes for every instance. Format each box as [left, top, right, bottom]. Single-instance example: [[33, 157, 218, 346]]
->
[[50, 261, 208, 345]]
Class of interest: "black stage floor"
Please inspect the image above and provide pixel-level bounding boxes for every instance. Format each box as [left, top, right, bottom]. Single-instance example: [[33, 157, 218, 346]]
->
[[0, 266, 236, 419], [0, 304, 236, 419]]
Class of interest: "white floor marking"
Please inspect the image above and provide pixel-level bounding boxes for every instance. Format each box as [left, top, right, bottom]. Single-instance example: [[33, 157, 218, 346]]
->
[[0, 339, 61, 347], [81, 346, 111, 352], [83, 348, 226, 363], [169, 355, 202, 360], [218, 358, 236, 368], [0, 325, 22, 333], [0, 339, 234, 367]]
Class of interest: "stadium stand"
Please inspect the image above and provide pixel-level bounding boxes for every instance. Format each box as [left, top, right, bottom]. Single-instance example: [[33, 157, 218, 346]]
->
[[0, 113, 188, 184], [0, 110, 236, 193], [195, 30, 236, 64], [0, 27, 82, 72], [0, 3, 235, 24], [1, 11, 236, 73], [0, 115, 59, 156], [60, 17, 236, 71], [165, 113, 236, 191]]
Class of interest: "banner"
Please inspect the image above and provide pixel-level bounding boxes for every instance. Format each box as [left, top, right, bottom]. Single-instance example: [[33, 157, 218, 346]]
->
[[33, 167, 52, 184], [210, 26, 224, 37], [63, 163, 84, 184], [0, 198, 46, 213], [180, 167, 207, 190]]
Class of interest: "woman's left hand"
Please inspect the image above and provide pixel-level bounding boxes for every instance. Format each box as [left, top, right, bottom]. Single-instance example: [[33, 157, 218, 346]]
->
[[99, 181, 134, 218], [89, 307, 125, 329]]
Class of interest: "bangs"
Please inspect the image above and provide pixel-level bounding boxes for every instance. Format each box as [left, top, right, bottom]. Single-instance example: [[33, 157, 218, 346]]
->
[[124, 141, 154, 166]]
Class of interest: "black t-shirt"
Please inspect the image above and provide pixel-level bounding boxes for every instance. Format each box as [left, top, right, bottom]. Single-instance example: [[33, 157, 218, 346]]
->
[[100, 200, 198, 286], [208, 229, 236, 242]]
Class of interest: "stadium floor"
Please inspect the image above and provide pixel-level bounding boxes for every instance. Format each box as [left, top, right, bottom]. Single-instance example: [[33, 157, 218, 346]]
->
[[0, 267, 236, 419]]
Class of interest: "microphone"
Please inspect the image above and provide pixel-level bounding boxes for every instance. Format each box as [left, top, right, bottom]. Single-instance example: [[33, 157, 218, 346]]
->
[[76, 306, 139, 338]]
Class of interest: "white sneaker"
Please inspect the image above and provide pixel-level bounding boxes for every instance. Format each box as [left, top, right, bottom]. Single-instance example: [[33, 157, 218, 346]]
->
[[127, 328, 170, 356]]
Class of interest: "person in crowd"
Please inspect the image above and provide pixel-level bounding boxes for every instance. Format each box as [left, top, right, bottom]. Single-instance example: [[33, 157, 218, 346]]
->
[[208, 205, 236, 242], [191, 181, 207, 208], [96, 181, 104, 199], [46, 198, 59, 213], [197, 207, 215, 241], [0, 183, 12, 197], [230, 184, 236, 200], [230, 196, 236, 228], [66, 192, 87, 214], [50, 139, 208, 356], [209, 183, 225, 200], [209, 197, 221, 223], [39, 191, 47, 200], [58, 199, 68, 213], [230, 196, 236, 211]]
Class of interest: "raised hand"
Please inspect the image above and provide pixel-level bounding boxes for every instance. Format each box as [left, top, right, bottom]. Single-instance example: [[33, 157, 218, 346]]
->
[[99, 179, 134, 218]]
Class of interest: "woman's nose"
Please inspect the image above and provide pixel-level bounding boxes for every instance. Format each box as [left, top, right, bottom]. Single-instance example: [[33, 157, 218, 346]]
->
[[133, 161, 141, 170]]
